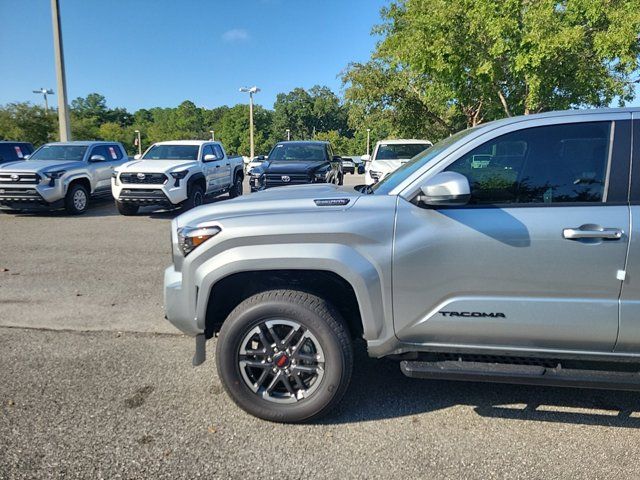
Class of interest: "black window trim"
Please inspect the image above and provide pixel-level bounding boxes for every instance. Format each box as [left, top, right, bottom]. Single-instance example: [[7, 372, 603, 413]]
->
[[418, 119, 632, 209]]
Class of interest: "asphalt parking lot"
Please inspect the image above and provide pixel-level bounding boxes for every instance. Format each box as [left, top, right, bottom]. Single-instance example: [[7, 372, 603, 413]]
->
[[2, 173, 640, 479]]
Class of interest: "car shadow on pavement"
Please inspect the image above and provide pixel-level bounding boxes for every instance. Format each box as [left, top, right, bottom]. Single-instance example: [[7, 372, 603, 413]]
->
[[322, 342, 640, 429]]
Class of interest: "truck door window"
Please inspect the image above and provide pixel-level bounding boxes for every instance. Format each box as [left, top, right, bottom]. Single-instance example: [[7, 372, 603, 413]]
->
[[445, 122, 611, 205], [213, 145, 224, 160], [202, 145, 214, 162]]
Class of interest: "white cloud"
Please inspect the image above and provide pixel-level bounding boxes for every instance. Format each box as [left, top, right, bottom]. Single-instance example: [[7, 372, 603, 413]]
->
[[222, 29, 250, 43]]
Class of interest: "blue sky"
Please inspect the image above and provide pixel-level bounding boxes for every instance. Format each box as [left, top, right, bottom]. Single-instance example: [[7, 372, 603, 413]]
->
[[1, 0, 637, 113], [0, 0, 387, 111]]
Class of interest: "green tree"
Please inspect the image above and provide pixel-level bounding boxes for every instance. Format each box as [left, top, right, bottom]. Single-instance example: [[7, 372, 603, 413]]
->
[[217, 104, 273, 156], [346, 0, 640, 136], [0, 102, 57, 146], [273, 86, 350, 140]]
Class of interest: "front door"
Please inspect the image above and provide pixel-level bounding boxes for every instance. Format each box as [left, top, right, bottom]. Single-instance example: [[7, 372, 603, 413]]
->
[[393, 117, 631, 353], [88, 145, 121, 192]]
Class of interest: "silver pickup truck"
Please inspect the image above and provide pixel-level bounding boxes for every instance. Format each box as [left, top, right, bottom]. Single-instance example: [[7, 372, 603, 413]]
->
[[164, 107, 640, 422], [0, 141, 128, 214]]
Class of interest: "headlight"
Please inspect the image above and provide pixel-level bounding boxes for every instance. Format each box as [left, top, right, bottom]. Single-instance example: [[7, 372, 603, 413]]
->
[[43, 170, 66, 186], [369, 170, 383, 181], [177, 225, 221, 256], [170, 170, 189, 187], [314, 168, 330, 181]]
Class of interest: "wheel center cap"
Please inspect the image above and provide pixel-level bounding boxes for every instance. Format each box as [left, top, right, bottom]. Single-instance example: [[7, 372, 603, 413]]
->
[[274, 352, 290, 369]]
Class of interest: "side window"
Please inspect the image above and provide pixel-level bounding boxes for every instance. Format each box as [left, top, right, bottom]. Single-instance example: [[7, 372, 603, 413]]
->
[[445, 122, 611, 205], [201, 145, 214, 161], [213, 145, 224, 159], [89, 145, 110, 161], [106, 145, 123, 160]]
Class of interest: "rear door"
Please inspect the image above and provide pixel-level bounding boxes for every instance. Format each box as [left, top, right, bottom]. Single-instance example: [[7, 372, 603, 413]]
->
[[393, 113, 631, 353], [213, 144, 231, 188], [201, 144, 221, 191]]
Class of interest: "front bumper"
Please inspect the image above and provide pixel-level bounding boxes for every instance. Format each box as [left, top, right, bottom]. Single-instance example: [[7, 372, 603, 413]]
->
[[112, 178, 187, 206], [164, 265, 203, 336], [0, 182, 65, 209]]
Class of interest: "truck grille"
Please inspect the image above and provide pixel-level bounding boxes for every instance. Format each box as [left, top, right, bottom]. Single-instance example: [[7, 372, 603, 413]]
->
[[265, 173, 310, 188], [0, 172, 41, 185], [120, 173, 167, 185]]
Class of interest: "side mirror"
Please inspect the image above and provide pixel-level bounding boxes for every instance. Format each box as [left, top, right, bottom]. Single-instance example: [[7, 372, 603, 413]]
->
[[418, 171, 470, 207], [357, 164, 366, 175], [204, 154, 216, 162], [89, 154, 106, 162], [133, 154, 141, 160], [361, 154, 371, 162], [23, 154, 31, 160], [256, 155, 266, 161]]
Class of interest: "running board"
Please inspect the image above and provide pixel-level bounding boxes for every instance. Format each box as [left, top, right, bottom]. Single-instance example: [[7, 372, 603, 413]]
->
[[400, 360, 640, 391]]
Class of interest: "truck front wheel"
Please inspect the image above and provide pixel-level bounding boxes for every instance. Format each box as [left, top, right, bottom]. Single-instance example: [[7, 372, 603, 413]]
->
[[64, 183, 89, 215], [216, 289, 353, 423], [182, 184, 204, 211]]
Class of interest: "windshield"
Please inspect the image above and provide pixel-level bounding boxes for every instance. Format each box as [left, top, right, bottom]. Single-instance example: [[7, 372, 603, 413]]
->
[[143, 144, 199, 160], [371, 128, 478, 195], [375, 143, 431, 160], [269, 143, 327, 162], [30, 145, 87, 161]]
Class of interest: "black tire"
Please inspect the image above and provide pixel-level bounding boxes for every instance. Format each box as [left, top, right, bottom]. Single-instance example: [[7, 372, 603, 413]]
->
[[115, 200, 139, 216], [229, 174, 243, 198], [216, 289, 353, 423], [64, 183, 89, 215], [182, 183, 204, 211]]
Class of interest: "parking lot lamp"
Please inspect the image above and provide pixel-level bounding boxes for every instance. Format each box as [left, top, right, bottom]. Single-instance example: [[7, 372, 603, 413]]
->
[[239, 86, 260, 159], [134, 130, 142, 156], [51, 0, 71, 141], [210, 130, 215, 141], [286, 129, 290, 141], [366, 128, 371, 156], [33, 88, 54, 114]]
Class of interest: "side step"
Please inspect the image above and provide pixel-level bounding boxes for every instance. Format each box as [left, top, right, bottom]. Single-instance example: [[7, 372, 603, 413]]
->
[[400, 360, 640, 391]]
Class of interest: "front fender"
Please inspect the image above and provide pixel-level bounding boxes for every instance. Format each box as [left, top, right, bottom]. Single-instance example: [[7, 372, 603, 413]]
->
[[62, 172, 92, 192], [194, 243, 389, 345]]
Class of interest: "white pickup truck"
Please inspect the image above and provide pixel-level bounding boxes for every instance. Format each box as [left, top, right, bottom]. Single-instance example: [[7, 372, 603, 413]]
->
[[363, 139, 432, 186], [111, 140, 244, 215]]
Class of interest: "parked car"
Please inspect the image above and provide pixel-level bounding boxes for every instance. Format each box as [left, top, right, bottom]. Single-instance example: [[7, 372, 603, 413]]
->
[[364, 139, 432, 185], [0, 141, 128, 214], [249, 141, 343, 191], [246, 155, 266, 175], [0, 141, 34, 164], [341, 156, 357, 174], [111, 140, 244, 215], [165, 108, 640, 423]]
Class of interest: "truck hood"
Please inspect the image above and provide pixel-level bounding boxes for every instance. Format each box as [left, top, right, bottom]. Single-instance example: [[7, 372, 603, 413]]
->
[[117, 159, 198, 173], [176, 183, 363, 228], [0, 160, 85, 174], [258, 160, 330, 175], [368, 159, 409, 173]]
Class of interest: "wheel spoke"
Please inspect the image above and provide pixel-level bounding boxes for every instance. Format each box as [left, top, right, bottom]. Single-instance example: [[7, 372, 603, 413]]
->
[[257, 326, 272, 350], [281, 325, 301, 348], [281, 375, 296, 398], [293, 365, 320, 374], [239, 357, 269, 369], [254, 368, 270, 390], [292, 371, 306, 390], [244, 348, 268, 357], [267, 324, 281, 346], [266, 371, 283, 394], [292, 331, 309, 353], [294, 353, 318, 362]]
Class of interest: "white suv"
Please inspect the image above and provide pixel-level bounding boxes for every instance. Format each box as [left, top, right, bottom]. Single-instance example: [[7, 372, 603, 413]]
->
[[364, 139, 432, 186], [111, 140, 244, 215]]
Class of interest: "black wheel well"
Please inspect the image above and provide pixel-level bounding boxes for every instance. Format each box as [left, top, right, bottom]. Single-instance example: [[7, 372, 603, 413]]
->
[[188, 174, 206, 192], [205, 270, 363, 340], [235, 168, 244, 180], [69, 177, 91, 193]]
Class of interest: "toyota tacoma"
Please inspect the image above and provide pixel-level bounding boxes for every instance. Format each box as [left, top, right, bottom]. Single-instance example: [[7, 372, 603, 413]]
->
[[165, 108, 640, 422]]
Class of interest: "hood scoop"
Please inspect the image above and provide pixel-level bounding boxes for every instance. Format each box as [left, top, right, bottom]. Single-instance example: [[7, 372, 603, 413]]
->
[[314, 198, 350, 207]]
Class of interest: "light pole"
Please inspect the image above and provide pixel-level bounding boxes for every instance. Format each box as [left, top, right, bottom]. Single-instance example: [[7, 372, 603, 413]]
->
[[134, 130, 142, 156], [33, 88, 54, 114], [209, 130, 215, 141], [51, 0, 71, 141], [286, 129, 290, 141], [366, 128, 371, 156], [239, 86, 260, 159]]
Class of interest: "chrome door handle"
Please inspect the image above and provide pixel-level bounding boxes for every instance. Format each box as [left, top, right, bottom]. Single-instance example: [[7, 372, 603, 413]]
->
[[563, 226, 623, 240]]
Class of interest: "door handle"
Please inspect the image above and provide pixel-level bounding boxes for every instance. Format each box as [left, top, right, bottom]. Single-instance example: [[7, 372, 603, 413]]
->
[[216, 165, 220, 168], [225, 163, 230, 166], [563, 226, 623, 240]]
